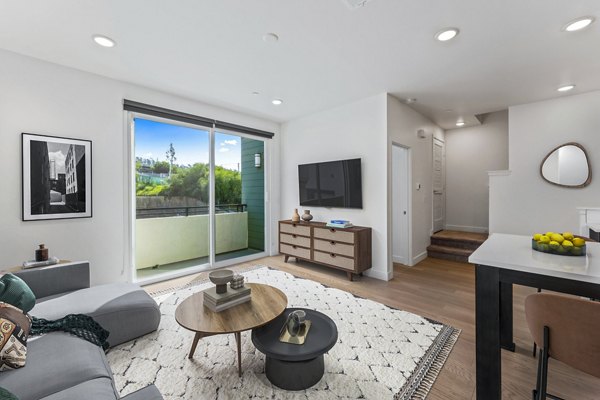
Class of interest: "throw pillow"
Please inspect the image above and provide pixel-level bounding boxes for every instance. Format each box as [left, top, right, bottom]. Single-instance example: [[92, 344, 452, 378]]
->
[[0, 387, 19, 400], [0, 303, 31, 371], [0, 274, 35, 313]]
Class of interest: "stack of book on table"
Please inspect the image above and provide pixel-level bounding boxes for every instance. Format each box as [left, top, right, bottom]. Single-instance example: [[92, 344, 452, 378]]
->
[[326, 219, 353, 229], [203, 285, 251, 312]]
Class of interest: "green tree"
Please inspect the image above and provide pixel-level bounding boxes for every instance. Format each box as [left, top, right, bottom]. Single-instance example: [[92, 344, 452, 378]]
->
[[152, 161, 170, 174], [166, 143, 176, 177], [214, 166, 241, 205], [166, 163, 210, 202]]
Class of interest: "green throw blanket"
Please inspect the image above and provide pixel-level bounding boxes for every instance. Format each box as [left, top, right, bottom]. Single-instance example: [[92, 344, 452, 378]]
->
[[31, 314, 110, 350]]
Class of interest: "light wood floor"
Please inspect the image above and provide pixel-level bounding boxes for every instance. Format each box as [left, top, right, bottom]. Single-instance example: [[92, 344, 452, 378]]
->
[[146, 256, 600, 399]]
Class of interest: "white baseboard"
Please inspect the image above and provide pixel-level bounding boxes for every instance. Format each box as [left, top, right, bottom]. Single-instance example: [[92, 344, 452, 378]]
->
[[392, 255, 408, 265], [445, 224, 489, 233], [364, 268, 393, 281], [411, 251, 428, 266]]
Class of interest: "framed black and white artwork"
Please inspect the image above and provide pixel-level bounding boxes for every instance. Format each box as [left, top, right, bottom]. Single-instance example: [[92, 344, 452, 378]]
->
[[22, 133, 92, 221]]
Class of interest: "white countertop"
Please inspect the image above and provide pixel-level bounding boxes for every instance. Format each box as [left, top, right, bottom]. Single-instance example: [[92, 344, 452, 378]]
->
[[469, 233, 600, 285]]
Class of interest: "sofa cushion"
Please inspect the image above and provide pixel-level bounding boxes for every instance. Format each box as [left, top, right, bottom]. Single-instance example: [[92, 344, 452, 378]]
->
[[0, 332, 117, 400], [39, 377, 118, 400], [31, 283, 160, 347], [121, 385, 164, 400]]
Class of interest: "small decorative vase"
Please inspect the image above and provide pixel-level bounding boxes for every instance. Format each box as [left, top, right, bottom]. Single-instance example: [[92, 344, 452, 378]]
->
[[35, 244, 48, 262], [301, 210, 313, 222], [292, 208, 301, 223], [285, 310, 306, 337]]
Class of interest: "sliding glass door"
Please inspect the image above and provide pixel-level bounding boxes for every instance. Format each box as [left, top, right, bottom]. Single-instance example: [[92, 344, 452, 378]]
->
[[214, 131, 265, 262], [130, 116, 267, 282]]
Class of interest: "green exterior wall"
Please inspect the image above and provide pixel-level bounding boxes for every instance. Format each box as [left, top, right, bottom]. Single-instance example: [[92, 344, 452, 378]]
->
[[241, 137, 265, 251]]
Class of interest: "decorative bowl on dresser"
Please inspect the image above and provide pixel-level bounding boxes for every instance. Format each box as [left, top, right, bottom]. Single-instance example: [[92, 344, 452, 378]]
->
[[278, 220, 372, 281]]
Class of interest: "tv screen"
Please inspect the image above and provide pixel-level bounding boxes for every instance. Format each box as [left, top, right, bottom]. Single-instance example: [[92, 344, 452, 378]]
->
[[298, 158, 363, 209]]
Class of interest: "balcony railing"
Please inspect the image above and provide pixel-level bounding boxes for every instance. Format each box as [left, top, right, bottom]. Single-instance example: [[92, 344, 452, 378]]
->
[[136, 204, 247, 219]]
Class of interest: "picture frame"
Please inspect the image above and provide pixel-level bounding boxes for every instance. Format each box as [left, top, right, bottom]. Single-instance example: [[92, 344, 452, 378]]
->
[[22, 133, 92, 221]]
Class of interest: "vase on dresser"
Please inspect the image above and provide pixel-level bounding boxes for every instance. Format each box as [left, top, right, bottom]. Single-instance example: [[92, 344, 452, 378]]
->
[[301, 210, 313, 222], [292, 208, 301, 223]]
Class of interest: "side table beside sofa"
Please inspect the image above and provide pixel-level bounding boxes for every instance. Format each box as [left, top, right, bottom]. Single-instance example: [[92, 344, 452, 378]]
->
[[0, 262, 163, 400]]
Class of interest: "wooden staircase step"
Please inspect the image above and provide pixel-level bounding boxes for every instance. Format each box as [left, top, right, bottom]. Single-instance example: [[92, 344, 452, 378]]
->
[[427, 244, 473, 263], [430, 237, 482, 250]]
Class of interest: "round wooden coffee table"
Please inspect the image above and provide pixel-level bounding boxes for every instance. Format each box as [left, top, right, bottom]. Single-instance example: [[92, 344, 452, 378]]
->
[[175, 283, 287, 377]]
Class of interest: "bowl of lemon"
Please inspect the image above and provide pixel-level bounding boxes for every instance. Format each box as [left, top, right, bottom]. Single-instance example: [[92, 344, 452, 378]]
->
[[532, 232, 586, 256]]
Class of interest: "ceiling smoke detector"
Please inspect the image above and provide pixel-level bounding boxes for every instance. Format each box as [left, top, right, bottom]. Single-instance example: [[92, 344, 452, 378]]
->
[[342, 0, 374, 10]]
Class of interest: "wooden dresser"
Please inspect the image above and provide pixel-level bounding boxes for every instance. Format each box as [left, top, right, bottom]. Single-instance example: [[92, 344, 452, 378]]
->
[[279, 220, 372, 281]]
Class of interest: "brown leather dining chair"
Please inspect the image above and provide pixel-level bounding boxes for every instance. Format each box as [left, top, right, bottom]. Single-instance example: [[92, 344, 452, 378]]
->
[[531, 235, 599, 358], [525, 292, 600, 400]]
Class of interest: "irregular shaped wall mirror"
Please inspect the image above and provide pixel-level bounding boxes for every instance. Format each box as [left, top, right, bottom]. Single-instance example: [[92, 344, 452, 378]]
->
[[540, 142, 591, 188]]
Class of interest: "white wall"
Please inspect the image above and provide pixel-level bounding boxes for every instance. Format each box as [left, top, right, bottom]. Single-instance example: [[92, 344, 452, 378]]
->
[[0, 49, 280, 285], [490, 91, 600, 235], [387, 95, 445, 266], [445, 110, 508, 232], [280, 94, 389, 280]]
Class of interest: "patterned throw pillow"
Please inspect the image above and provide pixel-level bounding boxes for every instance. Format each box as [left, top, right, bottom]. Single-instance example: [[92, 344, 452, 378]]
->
[[0, 303, 31, 371]]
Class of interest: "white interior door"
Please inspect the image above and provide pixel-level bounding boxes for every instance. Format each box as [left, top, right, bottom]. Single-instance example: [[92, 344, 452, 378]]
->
[[392, 145, 410, 265], [433, 138, 445, 233]]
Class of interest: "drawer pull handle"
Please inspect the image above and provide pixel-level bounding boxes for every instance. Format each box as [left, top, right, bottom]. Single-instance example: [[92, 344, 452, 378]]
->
[[292, 245, 297, 249], [292, 224, 297, 227], [330, 228, 336, 233], [292, 234, 297, 238], [330, 241, 336, 245], [330, 253, 336, 258]]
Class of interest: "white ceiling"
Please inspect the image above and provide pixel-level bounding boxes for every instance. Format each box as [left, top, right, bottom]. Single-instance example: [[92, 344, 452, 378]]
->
[[0, 0, 599, 129]]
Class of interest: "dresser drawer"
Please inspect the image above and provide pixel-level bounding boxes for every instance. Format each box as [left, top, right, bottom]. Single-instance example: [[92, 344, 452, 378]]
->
[[280, 243, 311, 260], [280, 233, 311, 248], [313, 227, 355, 244], [313, 250, 355, 270], [280, 223, 311, 237], [314, 239, 354, 258]]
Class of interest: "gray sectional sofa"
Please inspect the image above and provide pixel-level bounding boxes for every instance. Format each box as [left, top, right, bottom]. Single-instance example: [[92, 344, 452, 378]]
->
[[0, 262, 163, 400]]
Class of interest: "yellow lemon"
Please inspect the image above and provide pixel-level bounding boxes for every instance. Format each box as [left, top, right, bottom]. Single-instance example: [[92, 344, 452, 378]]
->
[[533, 233, 542, 241], [545, 231, 554, 238], [572, 237, 586, 247], [549, 241, 560, 250], [550, 233, 565, 244], [563, 232, 574, 241], [562, 240, 573, 249], [539, 235, 550, 244]]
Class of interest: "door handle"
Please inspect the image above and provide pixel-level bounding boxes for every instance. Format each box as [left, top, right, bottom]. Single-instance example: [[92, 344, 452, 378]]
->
[[403, 211, 407, 215]]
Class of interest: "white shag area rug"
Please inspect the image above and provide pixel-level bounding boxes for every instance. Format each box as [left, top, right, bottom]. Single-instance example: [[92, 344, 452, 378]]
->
[[107, 266, 459, 400]]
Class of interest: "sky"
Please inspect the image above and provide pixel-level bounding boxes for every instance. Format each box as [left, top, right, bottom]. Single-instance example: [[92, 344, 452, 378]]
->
[[134, 118, 242, 170]]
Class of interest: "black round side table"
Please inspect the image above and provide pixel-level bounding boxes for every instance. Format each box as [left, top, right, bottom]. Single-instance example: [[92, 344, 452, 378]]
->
[[251, 308, 338, 390]]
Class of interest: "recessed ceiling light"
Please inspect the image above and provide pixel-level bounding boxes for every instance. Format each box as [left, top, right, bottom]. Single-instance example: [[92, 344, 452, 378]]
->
[[263, 33, 279, 43], [405, 98, 417, 104], [444, 109, 454, 113], [557, 84, 575, 92], [272, 99, 283, 105], [456, 121, 465, 127], [251, 91, 260, 95], [435, 28, 459, 42], [563, 17, 595, 32], [92, 34, 116, 48]]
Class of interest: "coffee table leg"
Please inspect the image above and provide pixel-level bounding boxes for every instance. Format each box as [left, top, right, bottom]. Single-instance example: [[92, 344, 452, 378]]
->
[[188, 332, 203, 359], [234, 332, 242, 377]]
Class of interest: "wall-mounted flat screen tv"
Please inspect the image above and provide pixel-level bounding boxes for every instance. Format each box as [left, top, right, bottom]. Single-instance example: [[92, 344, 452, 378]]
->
[[298, 158, 363, 209]]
